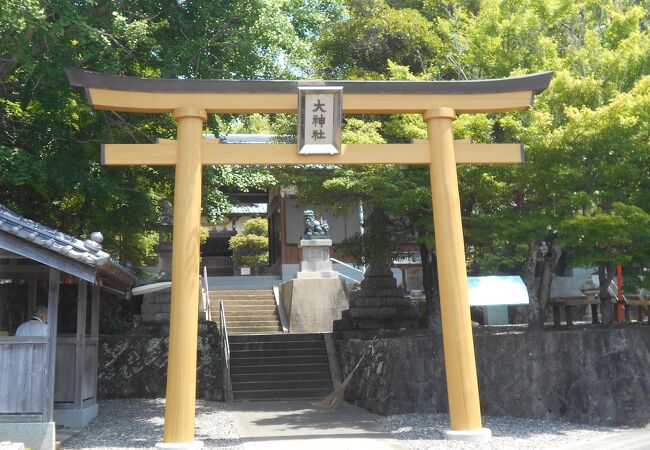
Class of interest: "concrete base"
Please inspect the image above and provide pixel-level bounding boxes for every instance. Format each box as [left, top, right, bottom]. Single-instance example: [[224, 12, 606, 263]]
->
[[442, 428, 492, 442], [484, 305, 509, 325], [295, 271, 338, 279], [54, 403, 98, 428], [155, 441, 204, 449], [280, 278, 348, 333], [0, 422, 55, 450]]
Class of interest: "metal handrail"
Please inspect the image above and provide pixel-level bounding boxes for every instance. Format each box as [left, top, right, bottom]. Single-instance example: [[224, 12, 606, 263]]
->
[[202, 266, 211, 321], [336, 271, 362, 284], [220, 300, 232, 402], [198, 272, 207, 320], [330, 257, 365, 275], [330, 257, 364, 283]]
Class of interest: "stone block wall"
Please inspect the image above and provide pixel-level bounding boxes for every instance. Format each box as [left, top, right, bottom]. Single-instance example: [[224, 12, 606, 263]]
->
[[337, 326, 650, 426], [140, 290, 172, 322], [98, 321, 222, 400]]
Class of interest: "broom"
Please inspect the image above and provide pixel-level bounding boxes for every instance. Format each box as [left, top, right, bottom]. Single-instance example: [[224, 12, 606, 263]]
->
[[315, 337, 377, 409]]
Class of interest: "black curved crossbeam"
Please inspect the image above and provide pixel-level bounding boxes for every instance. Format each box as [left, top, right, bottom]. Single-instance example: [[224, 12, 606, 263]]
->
[[67, 68, 552, 95]]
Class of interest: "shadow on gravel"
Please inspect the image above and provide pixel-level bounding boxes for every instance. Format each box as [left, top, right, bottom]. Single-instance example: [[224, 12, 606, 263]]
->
[[64, 399, 242, 450]]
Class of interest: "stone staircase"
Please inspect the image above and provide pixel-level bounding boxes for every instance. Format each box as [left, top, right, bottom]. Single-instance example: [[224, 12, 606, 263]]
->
[[210, 289, 283, 334], [229, 333, 334, 401]]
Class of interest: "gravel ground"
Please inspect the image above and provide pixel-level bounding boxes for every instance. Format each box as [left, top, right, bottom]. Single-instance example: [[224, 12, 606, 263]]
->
[[65, 399, 628, 450], [381, 413, 622, 450], [64, 399, 242, 450]]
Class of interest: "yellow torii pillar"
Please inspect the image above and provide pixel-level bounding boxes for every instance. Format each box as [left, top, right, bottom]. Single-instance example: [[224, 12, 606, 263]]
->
[[67, 68, 551, 447], [164, 106, 207, 445], [425, 107, 482, 434]]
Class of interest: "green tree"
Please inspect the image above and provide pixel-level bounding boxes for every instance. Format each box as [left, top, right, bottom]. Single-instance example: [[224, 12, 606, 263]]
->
[[286, 0, 650, 330], [0, 0, 342, 265], [229, 217, 269, 267]]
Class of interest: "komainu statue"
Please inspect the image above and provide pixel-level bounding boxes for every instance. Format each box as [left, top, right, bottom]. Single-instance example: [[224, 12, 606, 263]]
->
[[303, 210, 329, 238]]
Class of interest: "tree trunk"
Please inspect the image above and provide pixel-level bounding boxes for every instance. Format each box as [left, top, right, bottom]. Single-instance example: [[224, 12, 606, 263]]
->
[[523, 240, 542, 330], [524, 240, 561, 331], [598, 262, 616, 326], [536, 246, 559, 328], [419, 242, 441, 334]]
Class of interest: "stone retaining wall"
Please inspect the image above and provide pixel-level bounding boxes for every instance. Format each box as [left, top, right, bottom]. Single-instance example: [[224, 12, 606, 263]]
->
[[337, 326, 650, 426], [98, 321, 222, 400]]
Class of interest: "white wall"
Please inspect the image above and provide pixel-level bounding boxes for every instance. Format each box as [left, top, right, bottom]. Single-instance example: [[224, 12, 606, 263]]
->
[[284, 198, 361, 244]]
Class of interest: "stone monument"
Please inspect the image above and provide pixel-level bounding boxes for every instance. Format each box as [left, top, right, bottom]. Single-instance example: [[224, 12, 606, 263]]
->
[[140, 200, 174, 322], [279, 210, 348, 332], [334, 262, 422, 339], [154, 200, 173, 282]]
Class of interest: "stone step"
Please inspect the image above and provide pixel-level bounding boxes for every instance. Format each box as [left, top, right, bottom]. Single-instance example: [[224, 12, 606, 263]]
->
[[210, 295, 275, 302], [220, 308, 278, 315], [212, 303, 277, 310], [215, 300, 277, 306], [231, 371, 332, 383], [228, 326, 283, 334], [226, 320, 280, 327], [222, 312, 278, 318], [225, 313, 279, 321], [230, 340, 325, 351], [232, 379, 333, 392], [214, 298, 276, 303], [230, 348, 327, 358], [219, 302, 277, 307], [230, 355, 329, 367], [229, 333, 325, 343], [227, 331, 333, 401], [225, 310, 279, 316], [226, 317, 279, 330], [232, 387, 332, 401], [210, 290, 274, 296], [230, 362, 330, 375], [218, 302, 276, 308]]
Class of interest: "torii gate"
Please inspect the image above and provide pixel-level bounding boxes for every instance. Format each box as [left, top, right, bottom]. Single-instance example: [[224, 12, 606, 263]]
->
[[67, 68, 551, 448]]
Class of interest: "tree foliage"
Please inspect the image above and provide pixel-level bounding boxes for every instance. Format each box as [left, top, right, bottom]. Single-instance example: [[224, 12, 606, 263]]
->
[[0, 0, 343, 264], [280, 0, 650, 328], [229, 217, 269, 267]]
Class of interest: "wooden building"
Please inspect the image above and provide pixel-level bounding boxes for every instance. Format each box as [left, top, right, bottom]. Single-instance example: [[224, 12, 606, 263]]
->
[[267, 186, 362, 281], [0, 204, 135, 441]]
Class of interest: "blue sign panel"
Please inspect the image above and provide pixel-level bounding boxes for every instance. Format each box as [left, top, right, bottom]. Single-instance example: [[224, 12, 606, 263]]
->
[[467, 276, 530, 306]]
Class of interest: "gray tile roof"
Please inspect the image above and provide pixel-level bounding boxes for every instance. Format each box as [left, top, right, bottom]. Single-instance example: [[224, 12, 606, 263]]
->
[[0, 204, 135, 286]]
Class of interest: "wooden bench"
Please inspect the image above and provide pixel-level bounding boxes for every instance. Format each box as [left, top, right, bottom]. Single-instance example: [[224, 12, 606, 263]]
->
[[551, 297, 601, 327], [553, 296, 650, 326]]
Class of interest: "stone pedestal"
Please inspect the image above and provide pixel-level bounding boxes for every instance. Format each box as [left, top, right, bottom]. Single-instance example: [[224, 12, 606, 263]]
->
[[334, 270, 422, 339], [279, 238, 347, 332], [296, 239, 338, 279], [280, 278, 348, 332]]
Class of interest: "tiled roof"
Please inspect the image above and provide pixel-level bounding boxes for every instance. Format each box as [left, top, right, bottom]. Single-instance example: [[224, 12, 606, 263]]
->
[[0, 204, 135, 285]]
